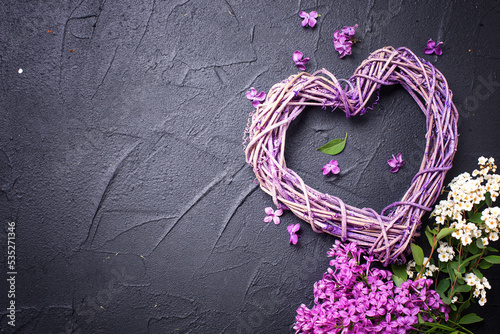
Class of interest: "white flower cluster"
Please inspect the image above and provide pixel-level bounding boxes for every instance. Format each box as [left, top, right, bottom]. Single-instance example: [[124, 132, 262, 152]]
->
[[431, 157, 499, 246], [464, 272, 491, 306], [437, 241, 455, 262], [406, 257, 438, 279], [481, 207, 500, 244]]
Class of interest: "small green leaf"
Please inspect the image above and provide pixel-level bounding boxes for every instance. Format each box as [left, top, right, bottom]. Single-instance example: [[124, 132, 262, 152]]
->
[[472, 268, 483, 279], [436, 278, 450, 299], [317, 133, 347, 155], [468, 212, 484, 224], [411, 244, 425, 266], [453, 284, 471, 294], [485, 192, 492, 206], [436, 228, 457, 241], [391, 263, 408, 281], [477, 238, 487, 249], [437, 278, 450, 293], [487, 246, 499, 253], [425, 229, 435, 247], [468, 242, 479, 255], [484, 255, 500, 264], [441, 296, 452, 305], [392, 275, 405, 287], [459, 313, 484, 325], [457, 300, 471, 315], [479, 260, 493, 270], [459, 253, 482, 268], [448, 263, 456, 282], [450, 261, 465, 273]]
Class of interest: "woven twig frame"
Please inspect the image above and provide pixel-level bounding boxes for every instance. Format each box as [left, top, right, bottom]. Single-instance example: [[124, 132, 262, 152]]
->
[[244, 47, 458, 264]]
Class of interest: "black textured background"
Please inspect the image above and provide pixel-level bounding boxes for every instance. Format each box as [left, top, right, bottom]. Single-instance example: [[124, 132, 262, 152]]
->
[[1, 1, 500, 333]]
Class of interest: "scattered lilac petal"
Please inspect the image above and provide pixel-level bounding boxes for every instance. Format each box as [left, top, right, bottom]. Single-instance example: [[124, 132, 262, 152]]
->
[[287, 223, 300, 244], [299, 11, 318, 28], [322, 160, 340, 175], [292, 51, 310, 71], [264, 207, 283, 225], [424, 39, 443, 55], [246, 87, 266, 108], [341, 24, 358, 36], [387, 153, 405, 173]]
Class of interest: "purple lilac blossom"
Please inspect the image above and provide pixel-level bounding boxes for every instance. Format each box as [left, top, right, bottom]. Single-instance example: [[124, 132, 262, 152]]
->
[[246, 87, 266, 108], [424, 39, 444, 55], [264, 207, 283, 225], [387, 153, 405, 173], [287, 223, 300, 244], [294, 241, 449, 333], [341, 24, 358, 36], [292, 51, 310, 71], [299, 11, 318, 28], [322, 160, 340, 175], [333, 24, 358, 58]]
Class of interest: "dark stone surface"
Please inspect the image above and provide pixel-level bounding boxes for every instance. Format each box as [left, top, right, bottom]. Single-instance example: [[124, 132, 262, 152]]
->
[[1, 0, 500, 333]]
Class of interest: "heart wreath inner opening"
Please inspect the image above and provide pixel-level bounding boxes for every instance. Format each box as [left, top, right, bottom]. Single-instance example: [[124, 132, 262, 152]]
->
[[244, 46, 458, 264]]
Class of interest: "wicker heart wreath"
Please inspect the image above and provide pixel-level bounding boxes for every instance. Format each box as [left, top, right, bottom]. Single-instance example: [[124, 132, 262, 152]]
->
[[244, 47, 458, 264]]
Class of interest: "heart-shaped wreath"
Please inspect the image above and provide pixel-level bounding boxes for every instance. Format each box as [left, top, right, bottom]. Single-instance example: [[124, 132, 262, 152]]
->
[[244, 47, 458, 264]]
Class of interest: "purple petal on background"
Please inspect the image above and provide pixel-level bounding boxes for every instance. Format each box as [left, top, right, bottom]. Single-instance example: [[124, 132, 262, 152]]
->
[[246, 87, 256, 99]]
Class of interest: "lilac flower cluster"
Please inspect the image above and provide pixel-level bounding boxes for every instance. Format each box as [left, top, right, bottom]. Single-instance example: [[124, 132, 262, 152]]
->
[[333, 24, 358, 58], [294, 241, 449, 333]]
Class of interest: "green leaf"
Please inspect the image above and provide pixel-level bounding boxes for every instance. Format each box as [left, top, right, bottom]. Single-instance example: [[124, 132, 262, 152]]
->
[[485, 192, 492, 206], [484, 255, 500, 264], [436, 278, 450, 299], [453, 284, 471, 294], [468, 242, 479, 255], [441, 296, 452, 305], [459, 313, 484, 325], [391, 263, 408, 280], [448, 263, 456, 282], [487, 246, 499, 253], [468, 212, 484, 224], [425, 228, 435, 247], [317, 133, 347, 156], [437, 278, 450, 293], [392, 275, 405, 287], [472, 268, 483, 279], [450, 261, 466, 274], [477, 238, 487, 249], [436, 228, 457, 241], [479, 260, 493, 270], [457, 300, 471, 316], [459, 253, 482, 268], [411, 244, 425, 266]]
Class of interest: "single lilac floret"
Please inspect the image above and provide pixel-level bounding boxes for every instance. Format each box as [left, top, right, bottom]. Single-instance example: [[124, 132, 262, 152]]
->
[[299, 11, 318, 28], [424, 39, 444, 56], [388, 153, 405, 173], [322, 160, 340, 175], [292, 51, 310, 71], [246, 87, 266, 108], [341, 24, 358, 36], [264, 207, 283, 225], [287, 223, 300, 244]]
